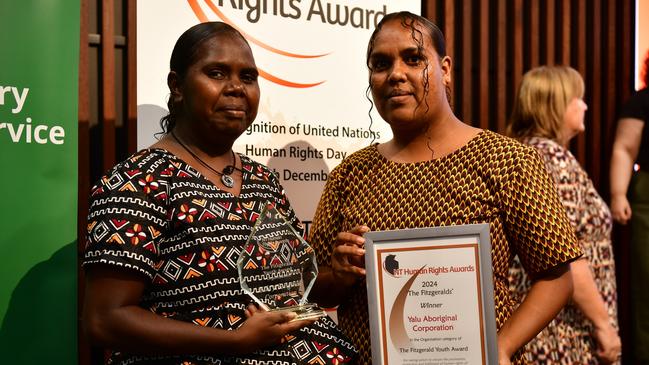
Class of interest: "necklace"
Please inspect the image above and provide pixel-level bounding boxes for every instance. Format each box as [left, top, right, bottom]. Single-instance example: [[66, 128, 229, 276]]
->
[[170, 131, 238, 188]]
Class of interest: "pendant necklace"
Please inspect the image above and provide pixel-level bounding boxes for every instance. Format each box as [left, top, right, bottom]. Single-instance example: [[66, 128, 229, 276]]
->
[[170, 131, 238, 188]]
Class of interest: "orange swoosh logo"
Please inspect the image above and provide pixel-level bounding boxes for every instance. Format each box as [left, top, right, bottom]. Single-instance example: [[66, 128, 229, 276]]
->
[[187, 0, 327, 88], [203, 0, 330, 59], [258, 68, 324, 88]]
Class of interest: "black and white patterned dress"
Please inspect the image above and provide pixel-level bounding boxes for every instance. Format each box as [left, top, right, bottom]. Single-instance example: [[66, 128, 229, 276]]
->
[[84, 148, 356, 365]]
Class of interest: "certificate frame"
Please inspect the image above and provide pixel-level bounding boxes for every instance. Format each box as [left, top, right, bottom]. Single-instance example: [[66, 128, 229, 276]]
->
[[364, 224, 497, 365]]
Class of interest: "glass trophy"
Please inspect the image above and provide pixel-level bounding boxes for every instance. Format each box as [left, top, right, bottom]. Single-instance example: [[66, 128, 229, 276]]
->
[[237, 202, 326, 321]]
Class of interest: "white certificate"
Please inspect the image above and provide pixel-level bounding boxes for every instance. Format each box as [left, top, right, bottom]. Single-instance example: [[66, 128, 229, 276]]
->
[[364, 224, 497, 365]]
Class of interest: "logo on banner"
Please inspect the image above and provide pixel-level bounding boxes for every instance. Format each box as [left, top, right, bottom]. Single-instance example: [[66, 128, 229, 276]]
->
[[186, 0, 387, 88]]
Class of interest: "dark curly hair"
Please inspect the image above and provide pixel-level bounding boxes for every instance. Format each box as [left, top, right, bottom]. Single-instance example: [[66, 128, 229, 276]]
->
[[159, 22, 248, 135]]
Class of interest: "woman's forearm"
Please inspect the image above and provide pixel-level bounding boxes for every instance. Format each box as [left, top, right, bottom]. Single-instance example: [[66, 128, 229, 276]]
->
[[610, 118, 643, 198], [85, 302, 241, 354], [310, 226, 368, 308], [83, 268, 244, 355], [569, 259, 611, 329], [311, 266, 354, 308], [568, 258, 621, 363], [83, 266, 308, 356], [609, 146, 634, 198], [497, 263, 572, 359]]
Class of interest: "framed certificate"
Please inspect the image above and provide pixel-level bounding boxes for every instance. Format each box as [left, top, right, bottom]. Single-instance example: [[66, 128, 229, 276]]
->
[[364, 224, 497, 365]]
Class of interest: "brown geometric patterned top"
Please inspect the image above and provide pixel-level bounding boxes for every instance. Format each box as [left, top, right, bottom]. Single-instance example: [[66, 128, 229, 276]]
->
[[309, 130, 582, 364]]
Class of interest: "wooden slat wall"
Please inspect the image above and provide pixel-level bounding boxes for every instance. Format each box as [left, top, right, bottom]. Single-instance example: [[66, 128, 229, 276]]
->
[[78, 0, 136, 363], [126, 0, 137, 152], [424, 0, 635, 362], [425, 0, 634, 189], [496, 0, 506, 132], [101, 0, 116, 172], [78, 1, 636, 363]]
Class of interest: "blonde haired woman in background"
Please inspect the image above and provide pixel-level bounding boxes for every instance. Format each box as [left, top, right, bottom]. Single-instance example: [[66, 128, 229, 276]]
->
[[508, 66, 621, 364]]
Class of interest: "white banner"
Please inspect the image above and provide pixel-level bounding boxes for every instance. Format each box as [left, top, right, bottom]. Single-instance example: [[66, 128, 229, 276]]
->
[[137, 0, 420, 222]]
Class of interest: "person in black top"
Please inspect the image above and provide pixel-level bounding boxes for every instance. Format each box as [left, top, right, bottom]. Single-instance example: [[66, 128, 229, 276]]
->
[[610, 49, 649, 364]]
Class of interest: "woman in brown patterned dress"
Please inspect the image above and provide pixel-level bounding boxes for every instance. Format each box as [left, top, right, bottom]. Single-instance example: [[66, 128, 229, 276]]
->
[[308, 12, 582, 365], [507, 66, 621, 364]]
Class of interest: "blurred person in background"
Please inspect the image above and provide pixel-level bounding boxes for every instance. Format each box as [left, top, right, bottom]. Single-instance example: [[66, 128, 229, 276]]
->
[[508, 65, 621, 364], [610, 50, 649, 365]]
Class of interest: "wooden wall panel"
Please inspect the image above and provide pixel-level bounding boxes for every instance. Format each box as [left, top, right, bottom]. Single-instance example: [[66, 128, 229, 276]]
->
[[545, 0, 556, 65], [78, 0, 135, 363], [561, 0, 570, 67], [495, 0, 506, 132], [422, 0, 634, 195], [461, 0, 472, 122], [443, 1, 456, 107], [575, 0, 587, 163], [529, 0, 540, 68], [606, 0, 617, 147], [443, 2, 454, 63], [590, 0, 602, 186], [126, 0, 137, 152], [513, 0, 523, 103], [101, 0, 116, 172], [479, 0, 489, 130]]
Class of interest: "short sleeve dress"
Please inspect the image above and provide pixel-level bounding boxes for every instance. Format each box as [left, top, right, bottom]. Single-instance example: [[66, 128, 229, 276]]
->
[[508, 137, 619, 364], [83, 148, 356, 365], [308, 130, 581, 364]]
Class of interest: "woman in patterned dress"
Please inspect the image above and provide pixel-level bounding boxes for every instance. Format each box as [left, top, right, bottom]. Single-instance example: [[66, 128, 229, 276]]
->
[[308, 11, 582, 365], [507, 66, 621, 364], [82, 22, 356, 365]]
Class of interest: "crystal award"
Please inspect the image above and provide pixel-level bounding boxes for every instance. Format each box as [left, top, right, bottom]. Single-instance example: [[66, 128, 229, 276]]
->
[[237, 202, 326, 321]]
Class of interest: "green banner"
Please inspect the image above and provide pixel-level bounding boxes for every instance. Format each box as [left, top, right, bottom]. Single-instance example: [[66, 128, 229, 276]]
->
[[0, 1, 79, 363]]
